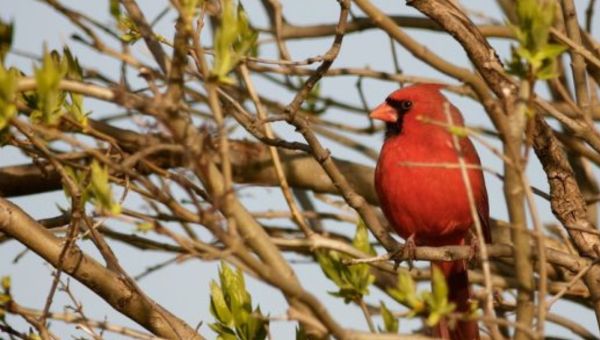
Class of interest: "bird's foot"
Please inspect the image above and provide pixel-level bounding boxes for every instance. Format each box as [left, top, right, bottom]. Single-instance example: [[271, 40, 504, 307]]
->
[[468, 240, 479, 265], [390, 234, 416, 271], [467, 230, 482, 266]]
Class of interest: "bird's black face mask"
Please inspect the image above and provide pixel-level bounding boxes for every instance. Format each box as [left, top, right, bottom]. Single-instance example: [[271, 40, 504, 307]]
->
[[384, 98, 413, 139]]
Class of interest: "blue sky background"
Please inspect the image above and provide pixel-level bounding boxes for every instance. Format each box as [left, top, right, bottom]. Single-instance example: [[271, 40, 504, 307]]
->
[[0, 0, 597, 338]]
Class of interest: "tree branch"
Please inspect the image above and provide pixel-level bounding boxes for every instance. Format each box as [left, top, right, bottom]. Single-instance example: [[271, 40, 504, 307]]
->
[[0, 197, 202, 339]]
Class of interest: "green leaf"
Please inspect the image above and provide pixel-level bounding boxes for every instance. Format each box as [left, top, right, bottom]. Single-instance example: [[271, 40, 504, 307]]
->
[[181, 0, 201, 17], [506, 46, 527, 77], [295, 325, 308, 340], [219, 263, 251, 324], [1, 276, 10, 291], [243, 307, 267, 340], [315, 250, 345, 288], [387, 271, 424, 315], [120, 33, 138, 43], [65, 91, 88, 127], [425, 266, 455, 327], [425, 301, 456, 327], [210, 280, 233, 325], [58, 49, 88, 126], [62, 48, 83, 80], [386, 268, 456, 326], [210, 262, 268, 340], [211, 0, 258, 83], [533, 44, 568, 80], [347, 220, 376, 297], [536, 43, 568, 62], [32, 50, 67, 125], [118, 16, 141, 44], [379, 301, 399, 333], [315, 220, 376, 302], [88, 160, 121, 214], [234, 4, 258, 57], [431, 266, 448, 305], [63, 166, 89, 204], [536, 63, 559, 80], [353, 220, 376, 256], [448, 125, 468, 138], [0, 64, 18, 130], [136, 222, 154, 233], [0, 19, 13, 63], [515, 0, 555, 51], [508, 0, 565, 80], [208, 323, 236, 340], [109, 0, 121, 20]]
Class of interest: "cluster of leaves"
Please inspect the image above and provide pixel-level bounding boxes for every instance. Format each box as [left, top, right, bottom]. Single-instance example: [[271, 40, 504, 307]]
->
[[65, 160, 121, 215], [211, 0, 257, 83], [29, 51, 67, 125], [0, 24, 87, 133], [24, 49, 88, 127], [316, 220, 376, 303], [209, 262, 268, 340], [387, 267, 455, 327], [507, 0, 566, 79]]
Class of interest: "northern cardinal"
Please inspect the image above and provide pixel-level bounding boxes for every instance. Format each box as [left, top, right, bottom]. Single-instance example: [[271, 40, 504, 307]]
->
[[371, 84, 490, 339]]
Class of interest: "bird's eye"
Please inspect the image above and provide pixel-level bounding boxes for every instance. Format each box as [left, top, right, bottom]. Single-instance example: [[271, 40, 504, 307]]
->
[[386, 98, 413, 112], [399, 100, 412, 111]]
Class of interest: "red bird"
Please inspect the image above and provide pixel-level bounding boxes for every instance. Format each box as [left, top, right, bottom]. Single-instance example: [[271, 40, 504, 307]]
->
[[371, 84, 491, 339]]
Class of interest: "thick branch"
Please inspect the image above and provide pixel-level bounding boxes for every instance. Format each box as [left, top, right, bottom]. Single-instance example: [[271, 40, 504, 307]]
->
[[0, 197, 202, 339], [0, 139, 378, 203]]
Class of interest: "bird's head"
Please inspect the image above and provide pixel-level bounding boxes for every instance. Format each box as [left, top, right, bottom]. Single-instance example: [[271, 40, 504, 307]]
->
[[369, 83, 447, 138]]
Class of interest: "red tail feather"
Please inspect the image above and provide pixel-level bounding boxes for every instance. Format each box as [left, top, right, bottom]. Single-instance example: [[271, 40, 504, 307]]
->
[[433, 260, 479, 340]]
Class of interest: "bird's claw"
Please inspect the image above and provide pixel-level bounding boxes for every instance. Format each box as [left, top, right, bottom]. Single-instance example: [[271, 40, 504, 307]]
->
[[467, 230, 482, 266], [390, 234, 416, 270], [468, 240, 479, 264]]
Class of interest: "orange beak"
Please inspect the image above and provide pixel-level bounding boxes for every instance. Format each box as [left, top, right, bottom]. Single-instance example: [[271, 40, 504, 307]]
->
[[369, 103, 397, 123]]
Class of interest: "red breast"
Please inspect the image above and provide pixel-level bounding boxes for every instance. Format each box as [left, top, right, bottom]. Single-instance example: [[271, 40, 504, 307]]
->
[[371, 84, 490, 246]]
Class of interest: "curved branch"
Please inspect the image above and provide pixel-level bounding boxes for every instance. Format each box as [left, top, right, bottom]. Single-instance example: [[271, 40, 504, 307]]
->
[[271, 16, 513, 40]]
